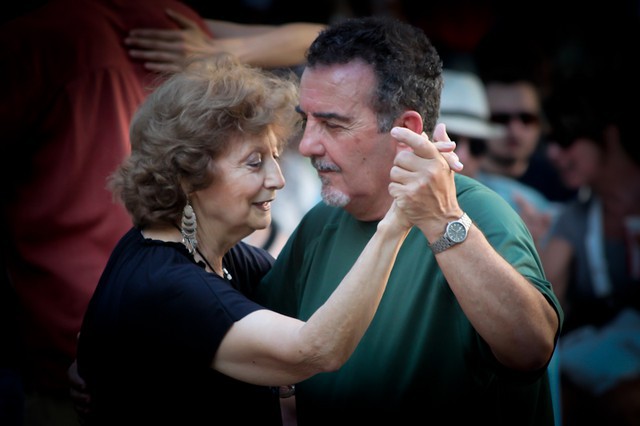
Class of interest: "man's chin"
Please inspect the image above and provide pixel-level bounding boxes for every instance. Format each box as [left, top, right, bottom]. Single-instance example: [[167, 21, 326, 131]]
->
[[321, 187, 350, 208]]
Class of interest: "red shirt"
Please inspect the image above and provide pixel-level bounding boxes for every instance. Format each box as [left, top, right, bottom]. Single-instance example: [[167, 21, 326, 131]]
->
[[0, 0, 211, 393]]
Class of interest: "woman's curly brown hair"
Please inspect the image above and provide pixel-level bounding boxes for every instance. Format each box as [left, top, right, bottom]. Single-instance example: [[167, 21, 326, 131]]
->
[[108, 53, 300, 228]]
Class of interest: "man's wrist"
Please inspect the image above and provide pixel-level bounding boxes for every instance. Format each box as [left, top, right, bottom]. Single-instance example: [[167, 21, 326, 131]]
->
[[429, 212, 472, 254]]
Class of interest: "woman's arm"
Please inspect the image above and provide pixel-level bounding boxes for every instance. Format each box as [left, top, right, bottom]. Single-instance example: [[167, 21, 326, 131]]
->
[[213, 202, 410, 386]]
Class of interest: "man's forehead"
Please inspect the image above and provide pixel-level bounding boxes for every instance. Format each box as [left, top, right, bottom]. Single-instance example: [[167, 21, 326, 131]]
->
[[299, 62, 375, 115], [301, 60, 375, 85]]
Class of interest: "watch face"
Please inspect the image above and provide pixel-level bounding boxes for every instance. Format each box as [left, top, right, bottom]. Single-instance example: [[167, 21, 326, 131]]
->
[[447, 221, 467, 243]]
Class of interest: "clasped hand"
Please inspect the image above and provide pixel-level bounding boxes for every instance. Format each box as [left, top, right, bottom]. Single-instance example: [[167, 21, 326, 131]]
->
[[388, 123, 465, 235]]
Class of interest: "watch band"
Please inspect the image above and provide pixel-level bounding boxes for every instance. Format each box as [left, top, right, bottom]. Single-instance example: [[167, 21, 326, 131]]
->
[[429, 212, 472, 254]]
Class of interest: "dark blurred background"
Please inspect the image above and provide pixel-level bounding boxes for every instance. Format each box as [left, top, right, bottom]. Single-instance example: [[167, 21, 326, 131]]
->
[[6, 0, 637, 103]]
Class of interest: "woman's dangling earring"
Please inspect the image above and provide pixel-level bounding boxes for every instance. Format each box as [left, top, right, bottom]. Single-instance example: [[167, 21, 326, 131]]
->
[[181, 200, 197, 254]]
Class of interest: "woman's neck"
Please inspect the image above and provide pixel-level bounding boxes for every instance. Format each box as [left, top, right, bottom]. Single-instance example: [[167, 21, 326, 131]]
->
[[142, 224, 227, 277]]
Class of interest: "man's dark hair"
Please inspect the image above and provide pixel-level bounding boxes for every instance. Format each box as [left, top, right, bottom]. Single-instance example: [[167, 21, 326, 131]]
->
[[306, 16, 443, 134]]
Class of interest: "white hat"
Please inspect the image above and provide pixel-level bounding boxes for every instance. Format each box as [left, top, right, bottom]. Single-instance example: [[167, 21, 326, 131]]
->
[[439, 69, 505, 139]]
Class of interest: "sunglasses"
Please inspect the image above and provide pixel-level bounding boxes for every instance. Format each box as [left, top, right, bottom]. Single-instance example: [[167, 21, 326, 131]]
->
[[449, 134, 487, 157], [490, 112, 539, 126]]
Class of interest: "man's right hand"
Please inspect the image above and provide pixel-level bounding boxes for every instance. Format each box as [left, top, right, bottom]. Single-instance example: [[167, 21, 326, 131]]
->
[[388, 123, 464, 239], [431, 123, 463, 173]]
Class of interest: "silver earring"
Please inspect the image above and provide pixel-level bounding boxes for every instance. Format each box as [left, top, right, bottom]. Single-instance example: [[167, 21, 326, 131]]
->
[[181, 201, 197, 254]]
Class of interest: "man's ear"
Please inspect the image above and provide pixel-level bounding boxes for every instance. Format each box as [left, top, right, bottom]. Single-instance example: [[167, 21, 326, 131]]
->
[[392, 111, 423, 152], [396, 110, 423, 134]]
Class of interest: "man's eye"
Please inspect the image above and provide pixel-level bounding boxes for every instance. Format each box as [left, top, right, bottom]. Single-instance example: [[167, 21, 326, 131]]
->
[[325, 122, 343, 129]]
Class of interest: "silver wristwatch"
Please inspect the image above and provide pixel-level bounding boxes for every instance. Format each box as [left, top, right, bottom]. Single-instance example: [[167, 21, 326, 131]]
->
[[429, 213, 472, 254]]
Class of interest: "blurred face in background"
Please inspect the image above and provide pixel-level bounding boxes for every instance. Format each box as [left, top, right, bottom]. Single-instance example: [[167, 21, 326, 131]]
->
[[546, 137, 602, 190], [449, 133, 487, 178], [485, 81, 541, 171]]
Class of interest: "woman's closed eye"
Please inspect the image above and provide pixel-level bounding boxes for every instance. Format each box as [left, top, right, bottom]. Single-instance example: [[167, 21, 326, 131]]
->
[[246, 153, 263, 169]]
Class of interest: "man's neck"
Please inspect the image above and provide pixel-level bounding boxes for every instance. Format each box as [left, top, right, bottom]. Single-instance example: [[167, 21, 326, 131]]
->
[[346, 194, 394, 222]]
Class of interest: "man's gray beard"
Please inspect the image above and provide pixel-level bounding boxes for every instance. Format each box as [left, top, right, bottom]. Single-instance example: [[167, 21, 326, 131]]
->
[[320, 184, 350, 208]]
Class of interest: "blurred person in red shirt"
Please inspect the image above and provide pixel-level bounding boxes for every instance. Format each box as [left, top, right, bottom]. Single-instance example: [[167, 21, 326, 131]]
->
[[0, 2, 211, 424], [0, 1, 323, 424]]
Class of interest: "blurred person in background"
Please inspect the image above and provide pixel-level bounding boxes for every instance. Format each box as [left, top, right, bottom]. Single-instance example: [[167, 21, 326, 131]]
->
[[473, 23, 575, 204], [0, 1, 323, 424], [124, 7, 325, 73], [482, 74, 573, 203], [0, 1, 210, 424], [542, 69, 640, 426], [440, 68, 562, 424], [440, 69, 559, 247]]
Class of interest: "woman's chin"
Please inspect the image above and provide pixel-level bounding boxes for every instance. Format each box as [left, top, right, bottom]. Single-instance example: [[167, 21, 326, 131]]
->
[[249, 218, 272, 232]]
